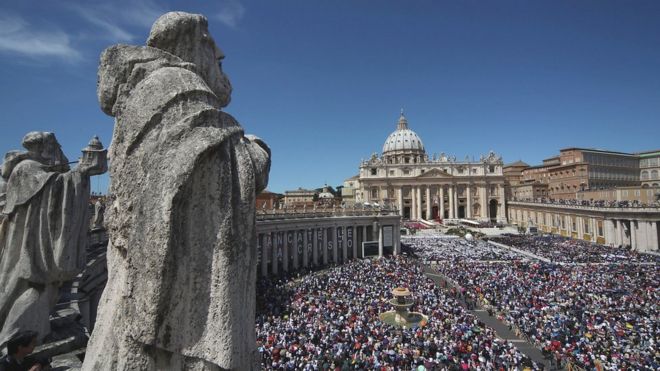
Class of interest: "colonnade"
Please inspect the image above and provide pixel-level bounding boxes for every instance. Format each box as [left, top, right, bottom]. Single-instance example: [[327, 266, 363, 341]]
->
[[508, 201, 660, 252], [256, 214, 401, 276]]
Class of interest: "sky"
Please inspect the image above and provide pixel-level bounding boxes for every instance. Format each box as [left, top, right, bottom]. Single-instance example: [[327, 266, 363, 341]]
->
[[1, 0, 659, 194]]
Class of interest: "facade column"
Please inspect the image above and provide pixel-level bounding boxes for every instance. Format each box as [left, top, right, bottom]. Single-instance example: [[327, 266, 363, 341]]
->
[[322, 227, 328, 265], [439, 186, 445, 219], [410, 186, 416, 220], [303, 229, 309, 268], [448, 185, 454, 219], [466, 185, 472, 218], [480, 185, 487, 220], [416, 186, 423, 220], [425, 186, 431, 221], [453, 185, 459, 219], [499, 184, 506, 222], [397, 187, 403, 217]]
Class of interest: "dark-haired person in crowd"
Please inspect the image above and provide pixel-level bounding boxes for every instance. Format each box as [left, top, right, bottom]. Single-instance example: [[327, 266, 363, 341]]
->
[[0, 331, 50, 371]]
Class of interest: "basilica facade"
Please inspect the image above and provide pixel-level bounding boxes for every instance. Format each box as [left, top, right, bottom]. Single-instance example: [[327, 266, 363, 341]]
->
[[353, 112, 507, 222]]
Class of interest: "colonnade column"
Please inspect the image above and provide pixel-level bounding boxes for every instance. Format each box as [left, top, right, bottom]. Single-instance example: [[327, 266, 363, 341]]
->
[[439, 186, 445, 219], [339, 226, 347, 261], [425, 186, 431, 221], [312, 228, 319, 266], [362, 225, 368, 256], [630, 221, 637, 250], [615, 220, 623, 247], [291, 232, 298, 270], [635, 221, 647, 252], [375, 221, 383, 257], [397, 187, 403, 217], [649, 222, 659, 251], [260, 233, 268, 276], [322, 228, 328, 265], [271, 232, 278, 275], [303, 229, 309, 268], [466, 185, 472, 218]]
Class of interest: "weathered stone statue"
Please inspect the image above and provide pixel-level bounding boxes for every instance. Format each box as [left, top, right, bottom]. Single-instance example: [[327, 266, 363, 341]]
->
[[83, 12, 270, 371], [0, 132, 107, 346], [91, 199, 105, 230]]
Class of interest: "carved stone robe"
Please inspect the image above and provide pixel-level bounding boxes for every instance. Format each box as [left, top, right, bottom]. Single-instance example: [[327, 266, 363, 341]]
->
[[83, 45, 270, 370], [0, 160, 90, 344]]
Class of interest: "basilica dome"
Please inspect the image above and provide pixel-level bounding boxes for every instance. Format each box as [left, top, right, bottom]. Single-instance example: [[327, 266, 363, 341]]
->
[[382, 112, 425, 155]]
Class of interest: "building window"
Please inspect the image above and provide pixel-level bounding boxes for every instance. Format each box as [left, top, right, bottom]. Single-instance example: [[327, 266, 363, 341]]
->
[[370, 168, 377, 176], [403, 169, 410, 175], [652, 170, 659, 180], [389, 170, 395, 176], [641, 171, 649, 180], [371, 189, 379, 198]]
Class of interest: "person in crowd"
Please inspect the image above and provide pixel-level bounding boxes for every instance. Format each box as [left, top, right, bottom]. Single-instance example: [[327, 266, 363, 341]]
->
[[0, 331, 50, 371]]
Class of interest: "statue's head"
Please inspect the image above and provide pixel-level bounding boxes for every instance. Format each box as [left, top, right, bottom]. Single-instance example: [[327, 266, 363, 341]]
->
[[147, 12, 232, 107], [22, 132, 70, 172]]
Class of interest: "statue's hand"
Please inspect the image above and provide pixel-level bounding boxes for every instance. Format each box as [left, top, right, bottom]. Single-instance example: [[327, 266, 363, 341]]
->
[[78, 153, 108, 176]]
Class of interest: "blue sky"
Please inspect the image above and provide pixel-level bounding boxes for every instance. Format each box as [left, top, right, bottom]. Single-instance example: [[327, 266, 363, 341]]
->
[[1, 1, 659, 194]]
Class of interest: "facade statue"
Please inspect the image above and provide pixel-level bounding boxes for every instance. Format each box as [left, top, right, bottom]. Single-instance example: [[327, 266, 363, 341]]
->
[[82, 12, 271, 371], [0, 132, 107, 346]]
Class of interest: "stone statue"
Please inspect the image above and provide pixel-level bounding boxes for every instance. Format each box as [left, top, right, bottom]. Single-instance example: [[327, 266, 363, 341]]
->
[[82, 12, 271, 371], [0, 132, 107, 346], [91, 199, 105, 230]]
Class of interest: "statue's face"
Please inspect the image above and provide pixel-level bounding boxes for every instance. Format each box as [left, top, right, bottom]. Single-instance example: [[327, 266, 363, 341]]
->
[[41, 136, 70, 172], [195, 26, 232, 107]]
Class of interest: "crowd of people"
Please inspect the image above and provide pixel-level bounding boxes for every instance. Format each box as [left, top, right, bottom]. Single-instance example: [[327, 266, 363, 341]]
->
[[489, 235, 660, 264], [513, 197, 660, 209], [255, 257, 541, 370], [401, 236, 523, 263], [435, 261, 658, 370]]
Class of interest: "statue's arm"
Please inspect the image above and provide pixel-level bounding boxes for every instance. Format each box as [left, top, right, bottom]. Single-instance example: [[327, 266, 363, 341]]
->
[[244, 135, 271, 194]]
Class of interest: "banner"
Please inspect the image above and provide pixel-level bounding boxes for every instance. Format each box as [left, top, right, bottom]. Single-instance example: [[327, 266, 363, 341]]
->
[[296, 230, 304, 265], [383, 226, 393, 247], [346, 227, 354, 259], [276, 232, 283, 262], [307, 229, 314, 262], [336, 227, 343, 262], [317, 228, 324, 262]]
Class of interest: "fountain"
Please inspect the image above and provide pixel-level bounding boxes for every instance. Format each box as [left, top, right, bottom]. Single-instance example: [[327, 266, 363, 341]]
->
[[379, 287, 428, 329]]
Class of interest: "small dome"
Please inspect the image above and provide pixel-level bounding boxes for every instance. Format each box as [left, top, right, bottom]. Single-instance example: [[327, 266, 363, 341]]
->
[[318, 186, 334, 199], [465, 233, 474, 241], [382, 112, 425, 155], [86, 135, 103, 150]]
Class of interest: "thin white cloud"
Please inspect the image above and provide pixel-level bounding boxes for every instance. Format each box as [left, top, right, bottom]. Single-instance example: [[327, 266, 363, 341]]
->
[[214, 0, 246, 28], [69, 4, 135, 42], [0, 13, 81, 61], [120, 0, 163, 28]]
